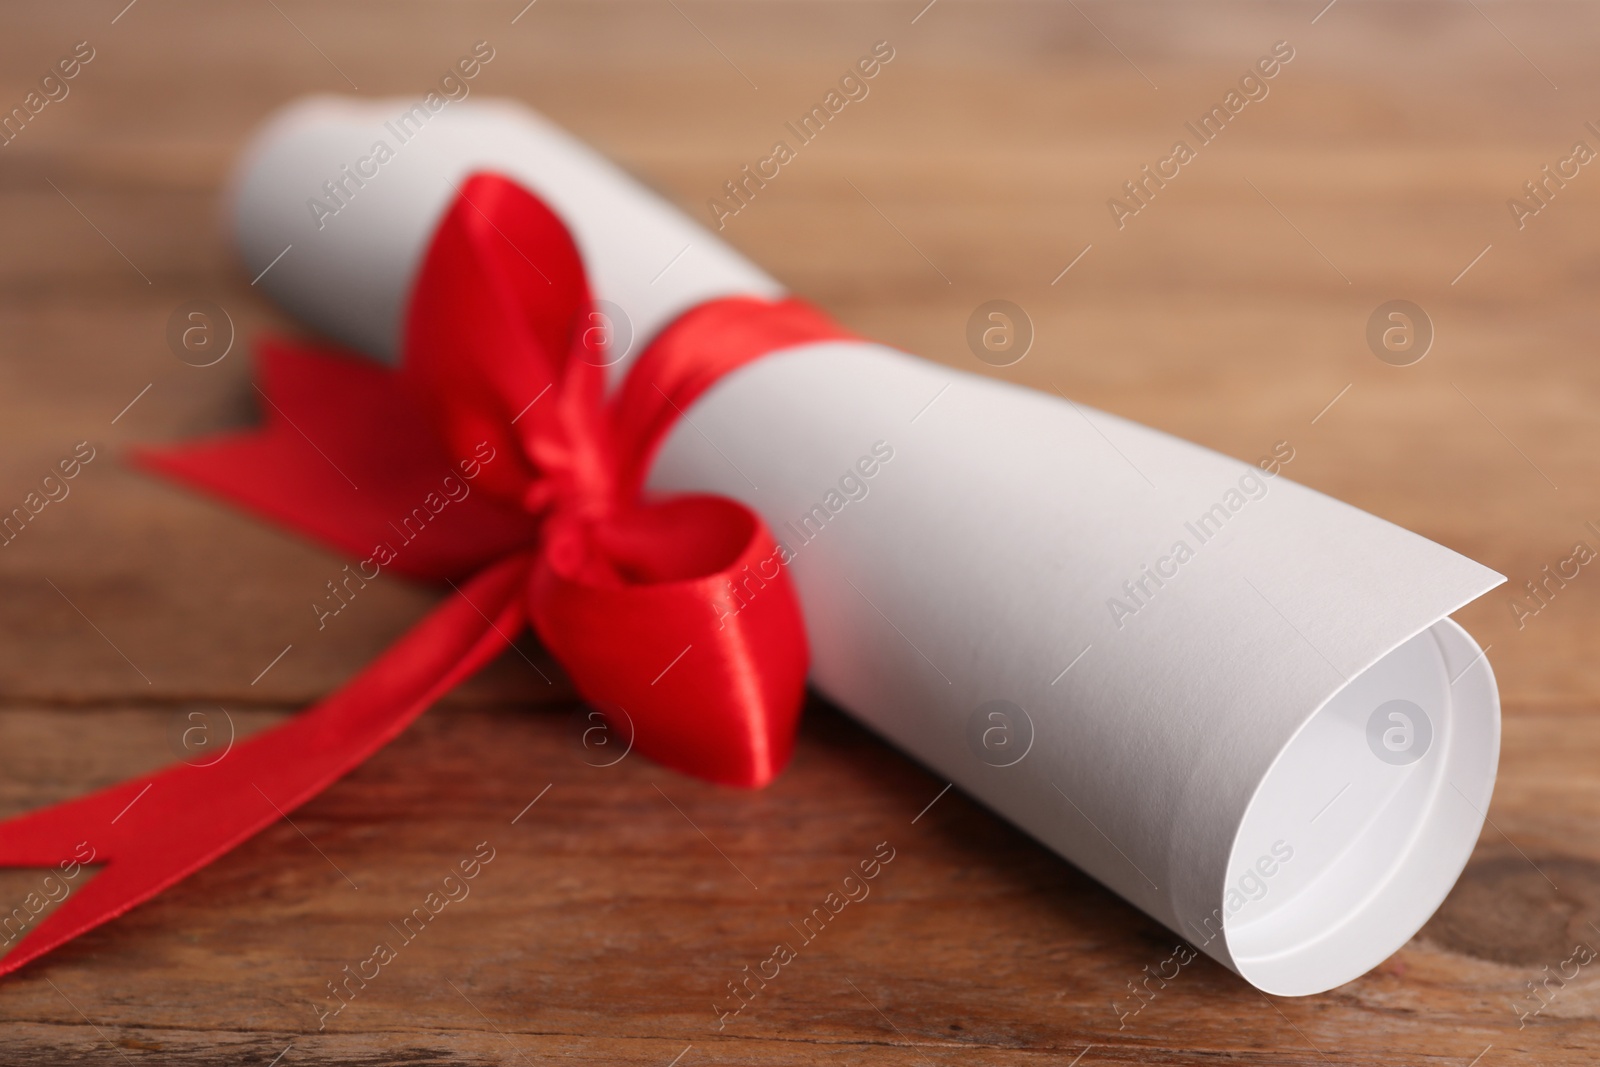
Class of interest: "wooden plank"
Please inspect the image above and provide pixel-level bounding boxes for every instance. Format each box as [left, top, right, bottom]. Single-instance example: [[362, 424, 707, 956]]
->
[[0, 704, 1591, 1063], [0, 1, 1597, 1062]]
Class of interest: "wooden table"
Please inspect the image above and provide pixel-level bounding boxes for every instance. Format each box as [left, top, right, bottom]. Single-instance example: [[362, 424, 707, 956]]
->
[[2, 1, 1598, 1062]]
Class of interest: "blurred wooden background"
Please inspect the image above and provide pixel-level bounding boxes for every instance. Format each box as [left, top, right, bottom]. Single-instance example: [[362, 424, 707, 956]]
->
[[1, 0, 1599, 1063]]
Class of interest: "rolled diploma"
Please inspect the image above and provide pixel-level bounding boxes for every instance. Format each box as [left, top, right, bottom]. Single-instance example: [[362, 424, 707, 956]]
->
[[231, 97, 1504, 996]]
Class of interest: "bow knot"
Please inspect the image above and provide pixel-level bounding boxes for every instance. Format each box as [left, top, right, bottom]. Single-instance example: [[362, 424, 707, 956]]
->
[[401, 174, 824, 786]]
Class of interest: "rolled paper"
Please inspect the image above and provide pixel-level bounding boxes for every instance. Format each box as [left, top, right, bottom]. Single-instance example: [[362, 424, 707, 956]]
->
[[232, 97, 1504, 996]]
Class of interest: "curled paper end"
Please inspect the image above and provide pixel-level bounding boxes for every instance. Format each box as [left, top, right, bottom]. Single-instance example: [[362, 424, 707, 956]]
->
[[1217, 617, 1499, 995]]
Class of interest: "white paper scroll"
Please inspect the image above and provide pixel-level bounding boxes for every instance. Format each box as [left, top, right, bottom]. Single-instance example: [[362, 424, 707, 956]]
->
[[230, 96, 1504, 996]]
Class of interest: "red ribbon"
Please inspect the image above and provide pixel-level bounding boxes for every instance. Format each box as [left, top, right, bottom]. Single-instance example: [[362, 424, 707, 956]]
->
[[0, 173, 851, 977]]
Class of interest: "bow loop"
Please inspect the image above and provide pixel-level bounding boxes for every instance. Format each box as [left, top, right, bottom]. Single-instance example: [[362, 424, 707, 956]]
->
[[404, 174, 613, 515], [530, 495, 806, 787]]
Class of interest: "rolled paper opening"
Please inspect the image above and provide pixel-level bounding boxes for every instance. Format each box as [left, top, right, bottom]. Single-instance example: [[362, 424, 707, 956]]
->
[[1221, 618, 1498, 995]]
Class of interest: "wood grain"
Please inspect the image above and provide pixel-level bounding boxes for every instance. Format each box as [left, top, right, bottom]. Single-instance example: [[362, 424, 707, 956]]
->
[[1, 1, 1598, 1062]]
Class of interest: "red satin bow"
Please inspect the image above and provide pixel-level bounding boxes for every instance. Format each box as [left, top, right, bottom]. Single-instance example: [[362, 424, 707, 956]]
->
[[0, 173, 850, 977]]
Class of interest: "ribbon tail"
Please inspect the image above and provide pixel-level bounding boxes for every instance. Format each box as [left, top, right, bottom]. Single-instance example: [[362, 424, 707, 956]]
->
[[0, 553, 532, 979], [133, 339, 544, 582]]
